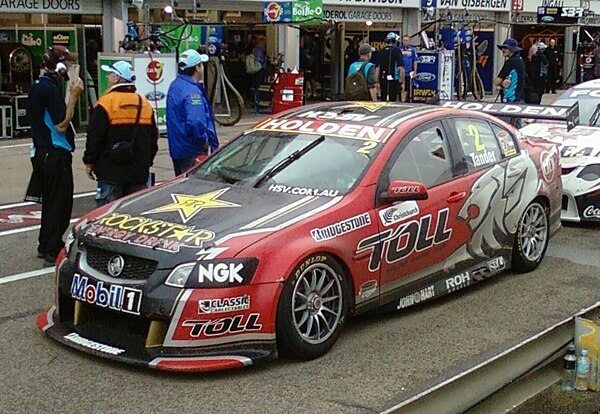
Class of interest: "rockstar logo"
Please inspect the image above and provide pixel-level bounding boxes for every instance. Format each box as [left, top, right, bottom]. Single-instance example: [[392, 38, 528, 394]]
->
[[144, 188, 240, 223], [337, 102, 406, 113]]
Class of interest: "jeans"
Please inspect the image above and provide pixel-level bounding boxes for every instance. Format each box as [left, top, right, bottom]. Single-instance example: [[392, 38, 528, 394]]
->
[[95, 180, 148, 207], [172, 157, 197, 176]]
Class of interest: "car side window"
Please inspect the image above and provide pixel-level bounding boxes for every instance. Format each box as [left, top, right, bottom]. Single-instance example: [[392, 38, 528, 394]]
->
[[387, 123, 453, 188], [491, 123, 519, 158], [453, 119, 502, 171]]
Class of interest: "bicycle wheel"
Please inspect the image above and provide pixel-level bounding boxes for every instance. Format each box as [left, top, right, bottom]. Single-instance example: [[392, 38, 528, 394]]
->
[[213, 73, 244, 126]]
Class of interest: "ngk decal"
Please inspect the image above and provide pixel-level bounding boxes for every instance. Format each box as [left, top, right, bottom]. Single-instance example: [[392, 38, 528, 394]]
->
[[357, 208, 453, 272], [445, 271, 471, 293], [198, 263, 244, 284], [70, 274, 142, 315], [182, 313, 262, 337]]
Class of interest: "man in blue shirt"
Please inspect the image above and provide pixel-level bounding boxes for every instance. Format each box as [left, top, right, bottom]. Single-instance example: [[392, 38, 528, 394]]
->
[[495, 38, 526, 127], [166, 49, 219, 176], [399, 35, 418, 103], [26, 45, 84, 265]]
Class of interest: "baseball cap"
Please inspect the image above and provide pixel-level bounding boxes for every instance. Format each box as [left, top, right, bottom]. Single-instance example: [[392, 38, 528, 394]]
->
[[43, 45, 78, 69], [178, 49, 209, 70], [497, 38, 522, 53], [386, 32, 398, 41], [358, 43, 374, 56], [100, 60, 136, 82], [537, 42, 547, 50]]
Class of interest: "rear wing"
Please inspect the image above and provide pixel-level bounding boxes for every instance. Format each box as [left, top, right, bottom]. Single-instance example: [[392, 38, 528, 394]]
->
[[438, 100, 579, 131]]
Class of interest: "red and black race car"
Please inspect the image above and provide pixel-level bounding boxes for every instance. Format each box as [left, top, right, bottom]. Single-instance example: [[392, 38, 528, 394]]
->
[[38, 101, 563, 372]]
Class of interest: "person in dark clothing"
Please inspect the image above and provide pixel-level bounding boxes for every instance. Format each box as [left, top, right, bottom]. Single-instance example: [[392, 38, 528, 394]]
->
[[26, 45, 84, 265], [526, 43, 548, 103], [84, 60, 159, 207], [544, 38, 561, 93], [495, 38, 526, 127], [375, 32, 405, 102], [344, 36, 361, 79]]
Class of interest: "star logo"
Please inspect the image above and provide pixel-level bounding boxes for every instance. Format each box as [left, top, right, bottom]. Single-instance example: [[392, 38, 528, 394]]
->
[[144, 188, 240, 223], [336, 102, 406, 112]]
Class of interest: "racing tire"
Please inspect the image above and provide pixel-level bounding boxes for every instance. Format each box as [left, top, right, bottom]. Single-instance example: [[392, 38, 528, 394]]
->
[[511, 200, 549, 273], [276, 254, 350, 360]]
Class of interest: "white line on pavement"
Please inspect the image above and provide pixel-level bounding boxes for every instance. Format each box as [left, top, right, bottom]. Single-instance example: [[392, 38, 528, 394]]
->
[[0, 218, 78, 237], [0, 191, 94, 210], [0, 267, 54, 285], [0, 137, 86, 150]]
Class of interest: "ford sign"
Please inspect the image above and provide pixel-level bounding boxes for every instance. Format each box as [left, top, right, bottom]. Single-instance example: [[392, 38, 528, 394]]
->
[[145, 91, 166, 101], [541, 15, 554, 22], [416, 72, 436, 82]]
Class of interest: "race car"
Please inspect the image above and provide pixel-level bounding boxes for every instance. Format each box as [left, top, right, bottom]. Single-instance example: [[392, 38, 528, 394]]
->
[[520, 79, 600, 222], [38, 101, 562, 372]]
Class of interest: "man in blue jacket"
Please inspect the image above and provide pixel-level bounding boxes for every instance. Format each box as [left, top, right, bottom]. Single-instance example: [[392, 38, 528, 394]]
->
[[166, 49, 219, 176]]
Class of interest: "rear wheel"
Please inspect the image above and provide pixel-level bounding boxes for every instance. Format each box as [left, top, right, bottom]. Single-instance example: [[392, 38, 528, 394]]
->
[[276, 254, 349, 360], [512, 201, 549, 272]]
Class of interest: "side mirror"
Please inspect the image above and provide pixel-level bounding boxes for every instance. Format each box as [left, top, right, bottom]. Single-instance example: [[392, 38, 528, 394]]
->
[[381, 180, 428, 203]]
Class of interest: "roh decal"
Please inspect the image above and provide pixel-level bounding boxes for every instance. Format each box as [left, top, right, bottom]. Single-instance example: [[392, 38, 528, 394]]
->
[[86, 212, 215, 252], [311, 212, 371, 242], [183, 313, 262, 337], [379, 201, 419, 226], [583, 205, 600, 219], [540, 150, 556, 182], [70, 274, 143, 315], [397, 285, 435, 309], [445, 271, 471, 293], [199, 295, 251, 314], [357, 208, 453, 272], [64, 333, 125, 356]]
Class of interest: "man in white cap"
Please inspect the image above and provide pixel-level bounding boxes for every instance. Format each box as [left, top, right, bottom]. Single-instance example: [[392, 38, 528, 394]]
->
[[166, 49, 219, 176], [84, 60, 159, 206]]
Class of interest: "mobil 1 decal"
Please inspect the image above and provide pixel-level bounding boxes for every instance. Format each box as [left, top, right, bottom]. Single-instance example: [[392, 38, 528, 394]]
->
[[356, 208, 452, 272]]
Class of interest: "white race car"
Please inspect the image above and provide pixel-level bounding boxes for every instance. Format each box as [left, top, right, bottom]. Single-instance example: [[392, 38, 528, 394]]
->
[[520, 80, 600, 223]]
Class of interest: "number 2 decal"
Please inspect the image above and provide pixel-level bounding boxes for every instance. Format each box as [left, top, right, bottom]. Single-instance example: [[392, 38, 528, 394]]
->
[[467, 124, 485, 152], [357, 141, 378, 154]]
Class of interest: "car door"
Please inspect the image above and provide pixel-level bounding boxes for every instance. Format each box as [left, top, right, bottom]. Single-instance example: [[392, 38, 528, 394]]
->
[[368, 120, 472, 305], [446, 116, 524, 273]]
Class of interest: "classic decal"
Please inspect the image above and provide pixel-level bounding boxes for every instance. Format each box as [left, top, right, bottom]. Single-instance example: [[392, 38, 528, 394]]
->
[[144, 188, 240, 223], [357, 208, 453, 272], [396, 285, 435, 309], [540, 150, 557, 183], [268, 184, 339, 197], [379, 201, 419, 226], [583, 205, 600, 219], [87, 213, 215, 252], [70, 274, 143, 315], [198, 295, 251, 314], [445, 271, 471, 293], [64, 333, 125, 356], [182, 313, 262, 337], [311, 212, 371, 242], [254, 118, 394, 143]]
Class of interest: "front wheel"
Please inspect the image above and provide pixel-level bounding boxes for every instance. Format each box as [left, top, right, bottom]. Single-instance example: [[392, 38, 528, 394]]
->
[[512, 201, 549, 272], [276, 254, 350, 360]]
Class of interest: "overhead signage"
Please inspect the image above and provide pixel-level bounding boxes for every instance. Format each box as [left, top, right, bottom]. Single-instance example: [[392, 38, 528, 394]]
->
[[323, 0, 420, 8], [512, 0, 523, 11], [0, 0, 102, 14], [537, 6, 584, 23], [324, 7, 403, 22], [512, 12, 537, 23], [438, 0, 509, 11], [263, 0, 323, 23]]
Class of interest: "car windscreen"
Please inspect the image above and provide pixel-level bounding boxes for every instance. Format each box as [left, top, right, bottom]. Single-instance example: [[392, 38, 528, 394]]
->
[[553, 98, 599, 127], [192, 131, 382, 196]]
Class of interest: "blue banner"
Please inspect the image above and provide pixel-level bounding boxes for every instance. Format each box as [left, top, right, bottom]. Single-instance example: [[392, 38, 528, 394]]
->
[[413, 51, 439, 103]]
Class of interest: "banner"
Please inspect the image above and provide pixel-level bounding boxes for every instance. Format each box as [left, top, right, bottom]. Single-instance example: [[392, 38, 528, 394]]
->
[[263, 0, 323, 23]]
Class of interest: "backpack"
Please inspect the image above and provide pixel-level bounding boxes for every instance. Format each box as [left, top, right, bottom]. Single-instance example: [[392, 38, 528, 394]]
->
[[344, 62, 373, 101], [245, 53, 262, 74]]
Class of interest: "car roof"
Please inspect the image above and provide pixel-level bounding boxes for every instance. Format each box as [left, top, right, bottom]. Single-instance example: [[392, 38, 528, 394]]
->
[[569, 79, 600, 90], [271, 102, 440, 128]]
